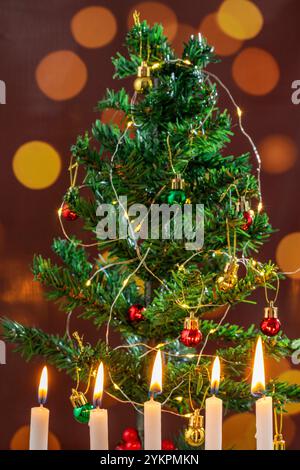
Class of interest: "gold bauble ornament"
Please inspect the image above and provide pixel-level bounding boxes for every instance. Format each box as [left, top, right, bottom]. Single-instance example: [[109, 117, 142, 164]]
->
[[217, 259, 239, 292], [133, 61, 152, 93], [184, 409, 205, 447]]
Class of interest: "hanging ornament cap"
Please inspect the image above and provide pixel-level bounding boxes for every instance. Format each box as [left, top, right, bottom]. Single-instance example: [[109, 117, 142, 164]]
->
[[274, 433, 286, 451], [134, 61, 152, 93], [184, 409, 205, 447], [70, 388, 87, 408], [171, 174, 185, 190], [264, 301, 278, 319], [183, 313, 199, 330], [137, 61, 151, 78]]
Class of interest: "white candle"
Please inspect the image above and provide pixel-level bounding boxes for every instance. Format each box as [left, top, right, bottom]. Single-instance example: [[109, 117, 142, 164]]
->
[[205, 356, 222, 450], [29, 366, 49, 450], [89, 408, 108, 450], [255, 396, 273, 450], [144, 350, 162, 450], [89, 362, 109, 450], [251, 337, 273, 450]]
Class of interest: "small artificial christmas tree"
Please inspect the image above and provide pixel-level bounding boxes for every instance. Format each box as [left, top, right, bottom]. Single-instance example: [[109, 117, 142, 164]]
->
[[2, 14, 300, 449]]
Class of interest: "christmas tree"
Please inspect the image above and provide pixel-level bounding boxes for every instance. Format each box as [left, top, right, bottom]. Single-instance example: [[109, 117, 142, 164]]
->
[[2, 14, 300, 449]]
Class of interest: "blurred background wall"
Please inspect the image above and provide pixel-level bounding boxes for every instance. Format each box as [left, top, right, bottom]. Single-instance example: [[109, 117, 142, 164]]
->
[[0, 0, 300, 450]]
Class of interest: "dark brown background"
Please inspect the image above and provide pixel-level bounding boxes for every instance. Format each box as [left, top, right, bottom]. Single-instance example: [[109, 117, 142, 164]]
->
[[0, 0, 300, 450]]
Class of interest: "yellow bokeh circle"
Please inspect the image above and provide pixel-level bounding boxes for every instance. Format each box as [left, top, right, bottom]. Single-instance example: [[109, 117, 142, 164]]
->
[[128, 2, 178, 41], [276, 233, 300, 280], [223, 412, 256, 450], [217, 0, 263, 40], [278, 370, 300, 415], [223, 411, 296, 449], [232, 47, 280, 95], [259, 134, 298, 174], [36, 50, 87, 101], [71, 7, 117, 48], [13, 141, 61, 190]]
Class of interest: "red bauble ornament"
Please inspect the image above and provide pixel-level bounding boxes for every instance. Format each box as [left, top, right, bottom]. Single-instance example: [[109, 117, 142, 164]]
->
[[124, 440, 142, 450], [260, 301, 281, 337], [162, 439, 176, 450], [260, 317, 281, 337], [241, 210, 254, 231], [180, 328, 202, 347], [61, 202, 78, 221], [122, 427, 139, 443], [180, 314, 202, 347], [128, 304, 145, 322]]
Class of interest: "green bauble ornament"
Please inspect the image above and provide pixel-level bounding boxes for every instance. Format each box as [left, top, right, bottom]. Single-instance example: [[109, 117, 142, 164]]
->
[[167, 189, 186, 204], [167, 174, 186, 204], [73, 403, 94, 424], [70, 388, 94, 424]]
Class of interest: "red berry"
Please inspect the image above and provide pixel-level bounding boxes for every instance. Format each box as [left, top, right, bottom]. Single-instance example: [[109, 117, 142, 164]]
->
[[260, 317, 281, 337], [180, 328, 202, 347], [162, 439, 176, 450], [128, 305, 145, 322], [61, 202, 78, 221], [122, 427, 139, 443], [124, 440, 142, 450]]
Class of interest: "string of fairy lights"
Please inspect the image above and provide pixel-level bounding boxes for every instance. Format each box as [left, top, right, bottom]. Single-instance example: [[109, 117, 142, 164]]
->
[[55, 26, 300, 422]]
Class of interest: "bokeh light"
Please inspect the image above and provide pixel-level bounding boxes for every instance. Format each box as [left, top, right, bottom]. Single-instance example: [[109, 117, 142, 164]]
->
[[223, 411, 295, 449], [128, 2, 178, 41], [232, 47, 280, 95], [217, 0, 263, 40], [200, 13, 243, 56], [276, 233, 300, 280], [71, 7, 117, 48], [172, 24, 196, 56], [278, 370, 300, 415], [36, 50, 87, 101], [13, 141, 61, 190], [101, 108, 127, 131], [10, 425, 61, 450], [266, 357, 291, 379], [259, 134, 298, 174], [223, 413, 256, 449]]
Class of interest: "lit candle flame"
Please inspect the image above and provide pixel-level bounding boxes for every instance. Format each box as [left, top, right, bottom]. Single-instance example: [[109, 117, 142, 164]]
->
[[93, 362, 104, 408], [38, 366, 48, 405], [149, 350, 162, 396], [251, 337, 266, 397], [210, 356, 221, 395]]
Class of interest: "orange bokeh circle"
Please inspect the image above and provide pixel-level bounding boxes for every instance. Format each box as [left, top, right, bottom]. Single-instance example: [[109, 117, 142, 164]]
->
[[36, 50, 87, 101], [71, 7, 117, 48], [259, 134, 298, 174], [128, 2, 178, 41], [276, 233, 300, 280], [200, 13, 243, 56], [232, 47, 280, 95], [10, 425, 61, 450]]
